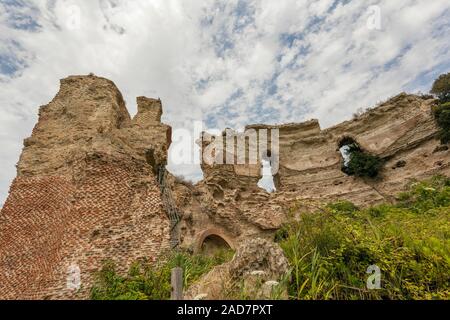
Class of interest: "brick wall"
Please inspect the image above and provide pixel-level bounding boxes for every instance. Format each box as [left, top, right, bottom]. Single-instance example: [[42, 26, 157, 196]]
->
[[0, 154, 170, 299]]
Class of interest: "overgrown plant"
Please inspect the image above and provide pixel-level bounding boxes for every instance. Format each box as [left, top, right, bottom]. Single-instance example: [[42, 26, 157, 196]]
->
[[431, 72, 450, 103], [90, 249, 234, 300], [433, 102, 450, 144], [277, 176, 450, 300], [431, 72, 450, 144], [342, 144, 383, 178], [91, 177, 450, 300]]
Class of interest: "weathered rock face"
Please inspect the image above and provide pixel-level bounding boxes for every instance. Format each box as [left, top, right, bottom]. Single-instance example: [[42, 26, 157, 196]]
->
[[185, 238, 289, 300], [228, 238, 289, 281], [178, 93, 450, 252], [0, 75, 172, 299], [1, 75, 449, 300]]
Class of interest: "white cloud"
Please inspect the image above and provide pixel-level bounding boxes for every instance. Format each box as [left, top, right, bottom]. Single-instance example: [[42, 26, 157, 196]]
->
[[0, 0, 449, 206]]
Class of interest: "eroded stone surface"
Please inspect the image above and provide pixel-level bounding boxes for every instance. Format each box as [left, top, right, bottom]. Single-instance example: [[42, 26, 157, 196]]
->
[[178, 93, 450, 251], [229, 238, 289, 280], [1, 75, 449, 300], [184, 238, 289, 300], [0, 75, 172, 299]]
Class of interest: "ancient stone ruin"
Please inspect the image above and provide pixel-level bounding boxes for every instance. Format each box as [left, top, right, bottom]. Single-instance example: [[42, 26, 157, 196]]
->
[[0, 75, 173, 299], [0, 75, 449, 299]]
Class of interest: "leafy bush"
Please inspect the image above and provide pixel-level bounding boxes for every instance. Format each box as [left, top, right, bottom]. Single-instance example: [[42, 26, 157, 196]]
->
[[433, 102, 450, 144], [342, 148, 384, 178], [431, 72, 450, 103], [431, 73, 450, 143], [278, 176, 450, 300], [397, 176, 450, 212], [327, 201, 359, 216], [90, 249, 234, 300]]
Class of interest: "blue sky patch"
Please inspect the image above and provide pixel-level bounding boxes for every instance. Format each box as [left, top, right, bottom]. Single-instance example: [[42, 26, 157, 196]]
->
[[2, 0, 42, 31]]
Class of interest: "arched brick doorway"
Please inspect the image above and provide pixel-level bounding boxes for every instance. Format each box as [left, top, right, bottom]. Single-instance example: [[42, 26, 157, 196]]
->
[[195, 228, 235, 254]]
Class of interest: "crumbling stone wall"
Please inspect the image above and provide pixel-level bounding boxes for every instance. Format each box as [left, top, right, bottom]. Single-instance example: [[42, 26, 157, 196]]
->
[[0, 75, 172, 299], [1, 75, 449, 299], [178, 93, 450, 251]]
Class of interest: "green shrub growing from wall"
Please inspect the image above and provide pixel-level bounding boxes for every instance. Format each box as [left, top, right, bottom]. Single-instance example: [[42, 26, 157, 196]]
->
[[341, 144, 383, 178], [433, 102, 450, 144], [430, 73, 450, 144], [431, 72, 450, 103]]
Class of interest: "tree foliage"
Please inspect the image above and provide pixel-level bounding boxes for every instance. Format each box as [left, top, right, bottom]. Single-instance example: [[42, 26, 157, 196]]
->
[[431, 72, 450, 103], [433, 102, 450, 144], [341, 144, 383, 178]]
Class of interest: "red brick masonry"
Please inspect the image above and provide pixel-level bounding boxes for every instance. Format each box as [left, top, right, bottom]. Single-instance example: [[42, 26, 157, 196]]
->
[[0, 154, 170, 299]]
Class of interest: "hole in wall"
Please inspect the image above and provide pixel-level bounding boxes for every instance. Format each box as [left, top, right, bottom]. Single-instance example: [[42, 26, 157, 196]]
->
[[338, 136, 383, 178], [213, 188, 224, 201], [217, 179, 228, 189], [392, 160, 407, 169], [257, 159, 276, 192], [201, 234, 232, 255], [338, 137, 360, 174]]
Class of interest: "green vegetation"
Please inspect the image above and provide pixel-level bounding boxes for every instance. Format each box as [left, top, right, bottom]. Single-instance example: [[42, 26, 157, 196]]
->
[[431, 72, 450, 103], [90, 249, 234, 300], [433, 102, 450, 144], [342, 144, 383, 178], [91, 177, 449, 301], [431, 73, 450, 144], [276, 176, 450, 300]]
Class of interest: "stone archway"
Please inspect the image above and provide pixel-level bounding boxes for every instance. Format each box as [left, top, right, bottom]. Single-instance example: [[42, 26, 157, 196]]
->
[[195, 228, 235, 255]]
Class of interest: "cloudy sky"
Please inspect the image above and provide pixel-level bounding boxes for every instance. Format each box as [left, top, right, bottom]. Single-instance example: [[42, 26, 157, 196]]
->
[[1, 0, 450, 206]]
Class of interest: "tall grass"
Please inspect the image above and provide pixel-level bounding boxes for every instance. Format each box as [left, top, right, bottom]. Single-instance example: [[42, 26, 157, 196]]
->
[[90, 249, 234, 300], [276, 176, 450, 300], [91, 177, 449, 300]]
